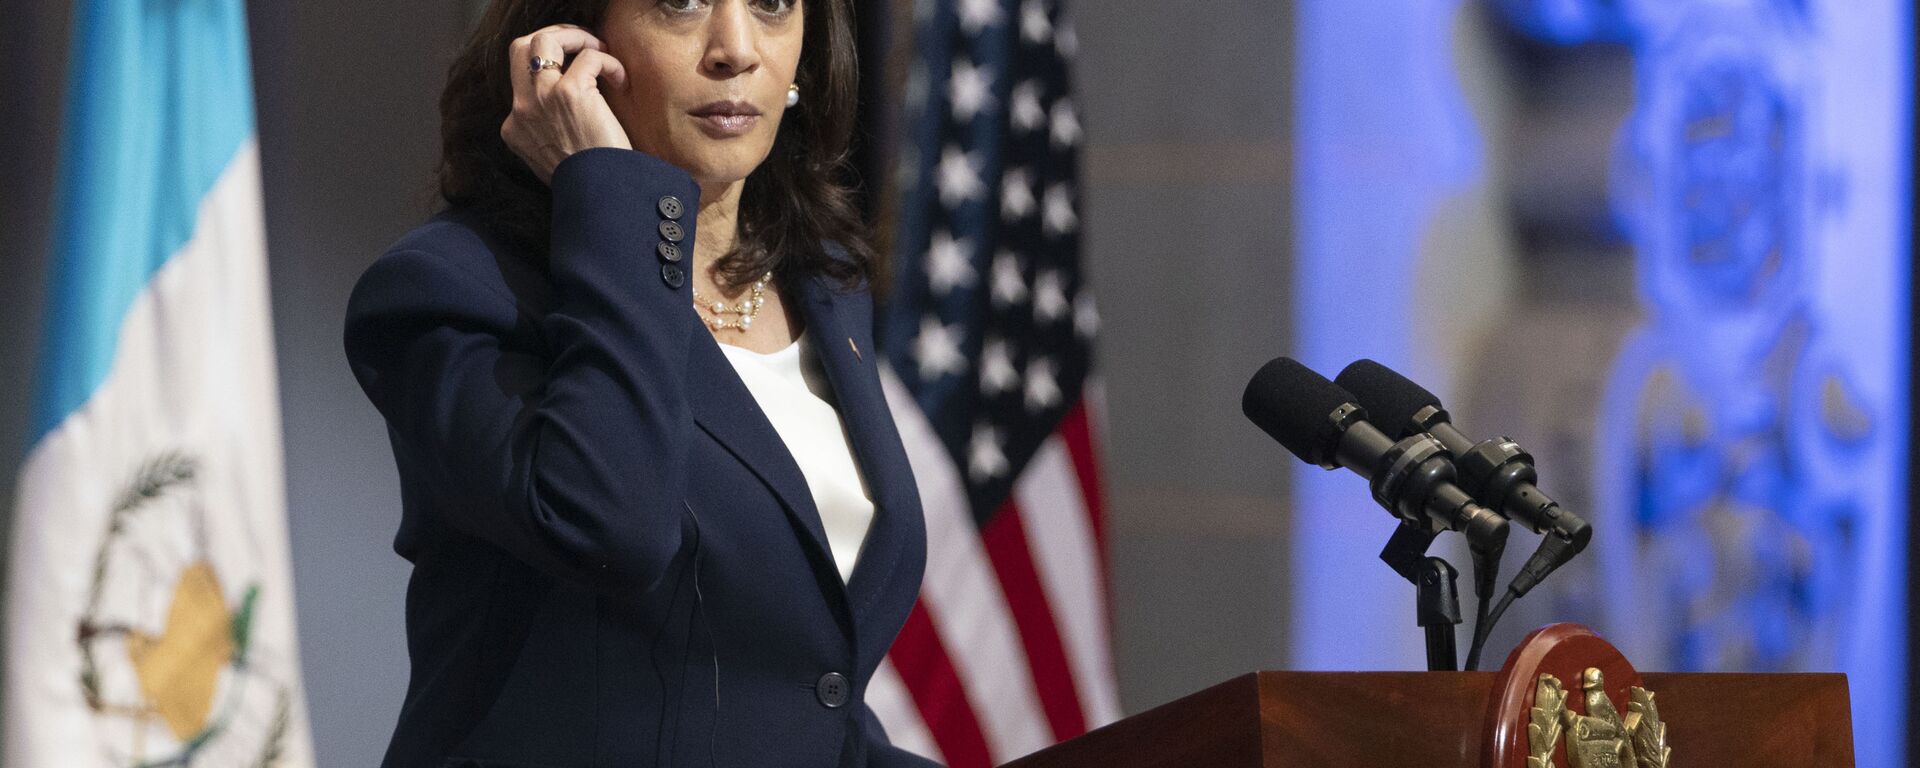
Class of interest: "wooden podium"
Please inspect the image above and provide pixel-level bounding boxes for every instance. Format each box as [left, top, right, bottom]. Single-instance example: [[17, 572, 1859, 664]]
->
[[1003, 625, 1854, 767]]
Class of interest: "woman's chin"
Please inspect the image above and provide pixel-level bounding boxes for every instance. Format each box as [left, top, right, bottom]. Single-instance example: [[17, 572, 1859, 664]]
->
[[631, 128, 778, 190], [680, 154, 773, 189]]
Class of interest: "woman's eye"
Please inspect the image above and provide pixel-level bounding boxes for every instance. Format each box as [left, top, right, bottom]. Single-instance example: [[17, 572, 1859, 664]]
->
[[659, 0, 703, 12], [750, 0, 794, 15]]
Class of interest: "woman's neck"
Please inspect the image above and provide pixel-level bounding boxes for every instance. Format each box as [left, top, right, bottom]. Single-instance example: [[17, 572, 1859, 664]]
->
[[689, 177, 801, 352], [694, 178, 744, 291]]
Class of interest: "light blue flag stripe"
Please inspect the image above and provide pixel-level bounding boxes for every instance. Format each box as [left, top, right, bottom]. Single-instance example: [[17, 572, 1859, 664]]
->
[[33, 0, 257, 443]]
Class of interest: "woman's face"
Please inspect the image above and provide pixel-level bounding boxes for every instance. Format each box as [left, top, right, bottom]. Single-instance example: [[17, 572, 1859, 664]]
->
[[599, 0, 805, 186]]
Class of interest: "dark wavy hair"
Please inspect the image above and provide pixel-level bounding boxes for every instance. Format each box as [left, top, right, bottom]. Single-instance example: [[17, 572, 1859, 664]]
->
[[438, 0, 873, 289]]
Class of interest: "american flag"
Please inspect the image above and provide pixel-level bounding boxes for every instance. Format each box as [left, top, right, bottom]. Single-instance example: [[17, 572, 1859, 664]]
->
[[867, 0, 1121, 763]]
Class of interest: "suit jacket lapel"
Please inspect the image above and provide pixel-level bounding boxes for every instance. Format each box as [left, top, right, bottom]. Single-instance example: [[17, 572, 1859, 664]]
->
[[684, 279, 920, 663], [796, 278, 922, 663], [682, 312, 837, 579]]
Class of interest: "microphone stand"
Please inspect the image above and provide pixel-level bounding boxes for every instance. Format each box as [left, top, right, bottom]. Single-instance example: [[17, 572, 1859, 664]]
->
[[1379, 524, 1461, 672]]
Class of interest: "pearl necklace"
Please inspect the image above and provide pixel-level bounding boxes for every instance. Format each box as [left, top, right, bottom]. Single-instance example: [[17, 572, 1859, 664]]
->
[[691, 273, 773, 331]]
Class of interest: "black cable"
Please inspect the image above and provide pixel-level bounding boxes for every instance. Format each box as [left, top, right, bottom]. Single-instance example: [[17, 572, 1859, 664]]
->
[[684, 502, 719, 767], [1473, 590, 1491, 653], [1465, 531, 1583, 671], [1465, 590, 1517, 671], [1464, 522, 1504, 672]]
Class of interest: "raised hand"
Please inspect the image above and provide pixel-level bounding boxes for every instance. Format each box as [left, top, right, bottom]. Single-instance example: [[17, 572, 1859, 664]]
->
[[500, 24, 632, 184]]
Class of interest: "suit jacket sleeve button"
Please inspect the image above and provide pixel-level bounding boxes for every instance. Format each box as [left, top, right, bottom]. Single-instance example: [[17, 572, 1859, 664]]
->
[[661, 263, 685, 289], [658, 195, 684, 220], [657, 241, 683, 263], [815, 672, 851, 708], [659, 219, 686, 242]]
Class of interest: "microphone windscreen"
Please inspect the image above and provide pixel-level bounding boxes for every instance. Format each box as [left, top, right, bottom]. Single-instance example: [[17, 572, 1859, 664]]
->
[[1242, 357, 1356, 466], [1334, 359, 1440, 439]]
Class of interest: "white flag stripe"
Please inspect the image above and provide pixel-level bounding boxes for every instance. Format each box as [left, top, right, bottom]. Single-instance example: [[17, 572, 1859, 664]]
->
[[865, 658, 944, 764], [1013, 436, 1122, 728], [5, 143, 315, 766], [879, 367, 1054, 761], [7, 403, 116, 760]]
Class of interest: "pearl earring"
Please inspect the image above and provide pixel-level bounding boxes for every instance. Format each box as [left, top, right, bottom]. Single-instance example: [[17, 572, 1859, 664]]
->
[[786, 84, 800, 108]]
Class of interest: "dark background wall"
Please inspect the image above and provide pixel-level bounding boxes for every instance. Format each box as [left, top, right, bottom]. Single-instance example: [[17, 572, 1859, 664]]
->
[[1074, 4, 1296, 713], [245, 3, 472, 765], [0, 2, 1298, 763], [0, 3, 66, 537]]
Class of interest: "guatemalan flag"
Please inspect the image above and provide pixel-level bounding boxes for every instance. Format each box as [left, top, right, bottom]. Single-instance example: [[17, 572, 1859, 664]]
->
[[4, 1, 314, 765]]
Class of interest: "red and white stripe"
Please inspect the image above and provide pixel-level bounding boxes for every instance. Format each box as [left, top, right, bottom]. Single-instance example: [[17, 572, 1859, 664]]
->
[[873, 369, 1119, 766]]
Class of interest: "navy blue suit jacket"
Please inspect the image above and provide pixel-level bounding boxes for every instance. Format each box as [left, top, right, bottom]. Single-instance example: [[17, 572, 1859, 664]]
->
[[344, 148, 934, 768]]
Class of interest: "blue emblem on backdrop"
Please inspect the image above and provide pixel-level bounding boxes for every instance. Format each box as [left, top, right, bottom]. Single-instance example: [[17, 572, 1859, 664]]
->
[[1491, 0, 1633, 43], [1292, 0, 1906, 763], [1497, 0, 1907, 764]]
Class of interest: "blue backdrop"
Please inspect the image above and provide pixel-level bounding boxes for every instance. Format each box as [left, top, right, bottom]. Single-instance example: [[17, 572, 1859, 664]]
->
[[1292, 1, 1909, 763]]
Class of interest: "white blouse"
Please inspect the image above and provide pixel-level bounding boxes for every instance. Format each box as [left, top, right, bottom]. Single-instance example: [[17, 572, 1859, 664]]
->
[[718, 333, 875, 583]]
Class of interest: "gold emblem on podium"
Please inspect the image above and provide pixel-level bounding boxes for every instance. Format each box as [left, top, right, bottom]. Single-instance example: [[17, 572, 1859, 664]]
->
[[1527, 669, 1670, 768]]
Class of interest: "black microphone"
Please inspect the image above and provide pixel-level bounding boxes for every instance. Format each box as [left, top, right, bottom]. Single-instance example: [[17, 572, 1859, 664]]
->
[[1241, 357, 1508, 548], [1334, 359, 1591, 598]]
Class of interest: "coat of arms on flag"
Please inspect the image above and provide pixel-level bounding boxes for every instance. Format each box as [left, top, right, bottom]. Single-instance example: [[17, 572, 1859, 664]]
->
[[70, 451, 298, 764]]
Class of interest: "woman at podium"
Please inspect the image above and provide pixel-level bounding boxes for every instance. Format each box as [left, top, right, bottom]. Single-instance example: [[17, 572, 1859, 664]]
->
[[343, 0, 934, 765]]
